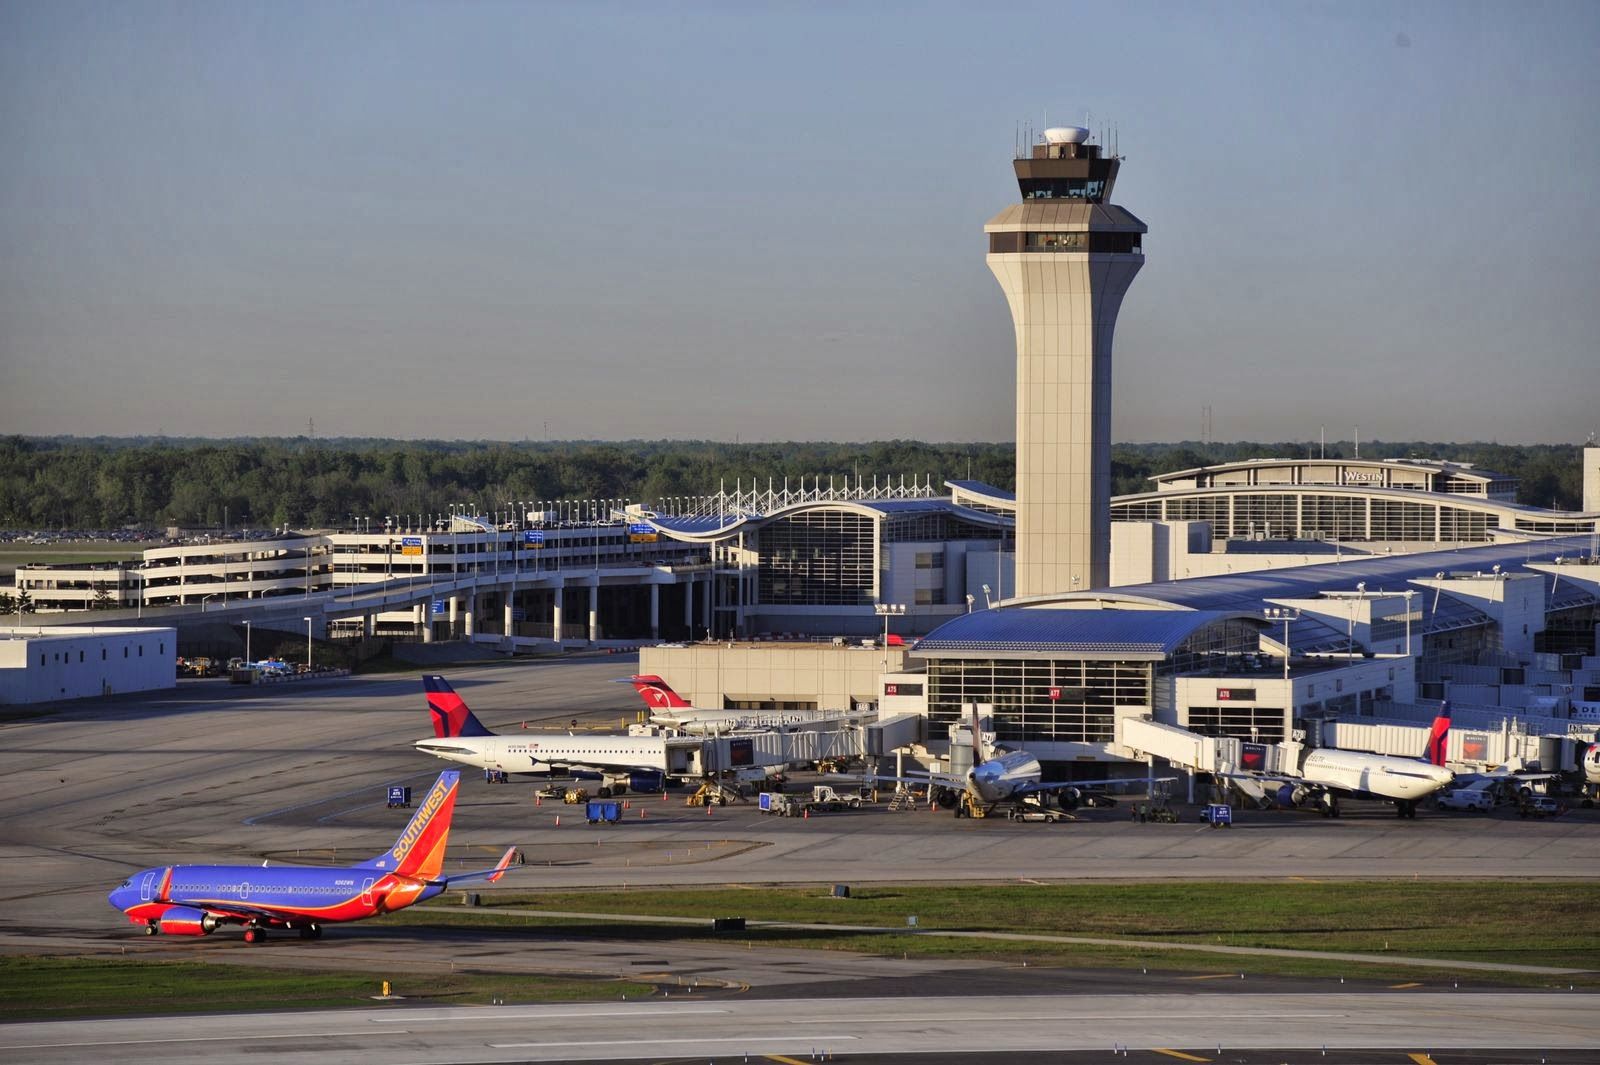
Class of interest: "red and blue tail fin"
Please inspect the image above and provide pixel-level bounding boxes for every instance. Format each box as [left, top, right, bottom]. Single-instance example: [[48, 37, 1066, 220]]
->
[[365, 770, 460, 880], [1426, 701, 1452, 766], [630, 674, 691, 709], [423, 675, 494, 738]]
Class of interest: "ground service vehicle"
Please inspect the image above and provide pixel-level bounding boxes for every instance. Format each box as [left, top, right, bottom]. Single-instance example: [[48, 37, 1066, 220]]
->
[[810, 786, 863, 811], [1437, 788, 1493, 812], [1201, 803, 1233, 827], [562, 787, 589, 804], [759, 792, 803, 817], [1005, 806, 1064, 823]]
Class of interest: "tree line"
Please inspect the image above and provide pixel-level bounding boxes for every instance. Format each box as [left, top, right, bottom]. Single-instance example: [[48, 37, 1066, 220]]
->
[[0, 435, 1586, 531]]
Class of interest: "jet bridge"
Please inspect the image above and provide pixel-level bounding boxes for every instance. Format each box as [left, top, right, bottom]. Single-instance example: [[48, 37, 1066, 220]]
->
[[1115, 715, 1295, 805]]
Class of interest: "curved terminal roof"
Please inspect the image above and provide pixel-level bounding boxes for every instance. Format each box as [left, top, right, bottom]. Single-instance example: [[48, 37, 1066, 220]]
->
[[1114, 482, 1598, 529], [645, 497, 1011, 543], [918, 534, 1598, 657], [914, 608, 1254, 659], [1149, 457, 1514, 487], [946, 480, 1016, 510]]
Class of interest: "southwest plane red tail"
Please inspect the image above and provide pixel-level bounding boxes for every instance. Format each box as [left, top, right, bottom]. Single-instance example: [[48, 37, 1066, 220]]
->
[[423, 675, 494, 738], [1426, 701, 1452, 767], [630, 674, 691, 709]]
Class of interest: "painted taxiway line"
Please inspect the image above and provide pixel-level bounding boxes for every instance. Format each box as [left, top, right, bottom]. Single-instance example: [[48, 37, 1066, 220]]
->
[[489, 1035, 858, 1049]]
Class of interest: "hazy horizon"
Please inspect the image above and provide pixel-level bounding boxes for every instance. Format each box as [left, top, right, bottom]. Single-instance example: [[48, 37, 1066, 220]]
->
[[4, 2, 1597, 445]]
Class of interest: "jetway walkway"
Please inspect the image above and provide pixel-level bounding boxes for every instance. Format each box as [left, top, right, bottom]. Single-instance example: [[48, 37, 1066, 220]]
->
[[1115, 716, 1291, 806]]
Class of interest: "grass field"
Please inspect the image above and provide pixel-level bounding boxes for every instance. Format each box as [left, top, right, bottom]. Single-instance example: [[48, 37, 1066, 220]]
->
[[0, 956, 653, 1021], [8, 882, 1595, 1020], [392, 880, 1600, 985]]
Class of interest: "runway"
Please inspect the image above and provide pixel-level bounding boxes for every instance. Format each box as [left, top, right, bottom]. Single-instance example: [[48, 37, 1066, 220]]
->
[[3, 656, 1598, 1060], [2, 992, 1597, 1063]]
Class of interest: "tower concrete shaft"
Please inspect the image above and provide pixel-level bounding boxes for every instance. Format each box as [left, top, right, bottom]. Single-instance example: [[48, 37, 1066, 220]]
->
[[985, 128, 1146, 596]]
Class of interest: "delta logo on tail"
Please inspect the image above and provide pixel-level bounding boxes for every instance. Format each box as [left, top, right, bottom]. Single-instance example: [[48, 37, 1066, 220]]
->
[[630, 675, 692, 709], [425, 675, 495, 738], [1426, 702, 1452, 767], [107, 770, 520, 944]]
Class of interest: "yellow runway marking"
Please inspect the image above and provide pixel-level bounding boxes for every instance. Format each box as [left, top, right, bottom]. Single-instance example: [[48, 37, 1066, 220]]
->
[[1409, 1054, 1439, 1065], [1389, 981, 1423, 989], [1153, 1050, 1211, 1062], [765, 1056, 813, 1065], [1178, 973, 1236, 981]]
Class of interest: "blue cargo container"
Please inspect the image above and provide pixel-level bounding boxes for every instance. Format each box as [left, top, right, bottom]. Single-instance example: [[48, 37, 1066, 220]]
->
[[585, 800, 622, 824]]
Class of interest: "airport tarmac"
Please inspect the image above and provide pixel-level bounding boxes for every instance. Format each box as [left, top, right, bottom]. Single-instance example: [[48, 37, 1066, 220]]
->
[[3, 656, 1597, 1060]]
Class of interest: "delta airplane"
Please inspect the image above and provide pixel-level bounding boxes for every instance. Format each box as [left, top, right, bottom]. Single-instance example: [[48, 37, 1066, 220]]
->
[[107, 771, 518, 944], [414, 675, 690, 793], [876, 707, 1168, 818], [1229, 707, 1456, 818]]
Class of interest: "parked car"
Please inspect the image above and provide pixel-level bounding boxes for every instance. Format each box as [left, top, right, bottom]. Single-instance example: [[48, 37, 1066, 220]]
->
[[1519, 796, 1566, 819]]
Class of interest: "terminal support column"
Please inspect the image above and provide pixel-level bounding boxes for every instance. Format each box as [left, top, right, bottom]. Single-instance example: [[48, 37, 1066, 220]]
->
[[588, 581, 599, 644], [419, 601, 433, 643], [551, 584, 564, 646], [683, 574, 694, 633], [649, 583, 660, 640], [463, 591, 475, 637]]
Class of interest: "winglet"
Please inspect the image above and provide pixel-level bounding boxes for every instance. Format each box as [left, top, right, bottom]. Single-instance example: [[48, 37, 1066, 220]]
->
[[484, 846, 521, 884], [423, 675, 495, 738], [1426, 700, 1451, 767]]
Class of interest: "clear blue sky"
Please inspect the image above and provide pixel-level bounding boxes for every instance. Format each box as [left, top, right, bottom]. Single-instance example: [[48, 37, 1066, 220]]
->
[[2, 1, 1596, 444]]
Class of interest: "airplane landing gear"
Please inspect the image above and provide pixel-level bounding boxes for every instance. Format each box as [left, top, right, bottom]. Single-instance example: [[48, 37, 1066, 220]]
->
[[144, 921, 159, 936], [1396, 800, 1417, 819], [243, 926, 266, 945], [296, 923, 322, 940]]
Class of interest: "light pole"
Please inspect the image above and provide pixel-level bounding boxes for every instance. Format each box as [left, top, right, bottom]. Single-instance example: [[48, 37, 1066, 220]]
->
[[874, 603, 906, 674], [244, 619, 251, 665], [200, 593, 220, 612], [1263, 607, 1301, 682], [1402, 589, 1415, 658], [966, 594, 975, 614], [303, 616, 313, 670]]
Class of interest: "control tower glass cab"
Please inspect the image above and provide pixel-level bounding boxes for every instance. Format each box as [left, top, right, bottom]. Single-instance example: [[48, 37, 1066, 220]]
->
[[984, 126, 1147, 598]]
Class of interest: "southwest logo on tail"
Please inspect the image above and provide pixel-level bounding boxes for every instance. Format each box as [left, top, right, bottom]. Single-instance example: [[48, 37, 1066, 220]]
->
[[630, 675, 691, 709], [1426, 701, 1452, 767], [108, 770, 520, 944], [425, 675, 494, 738]]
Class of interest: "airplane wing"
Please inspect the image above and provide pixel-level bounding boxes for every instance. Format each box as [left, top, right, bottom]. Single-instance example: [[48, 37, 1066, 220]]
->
[[438, 847, 522, 886]]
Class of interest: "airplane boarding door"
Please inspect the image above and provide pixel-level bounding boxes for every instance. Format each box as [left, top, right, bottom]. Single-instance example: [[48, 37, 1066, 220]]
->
[[139, 872, 156, 902], [361, 878, 375, 907]]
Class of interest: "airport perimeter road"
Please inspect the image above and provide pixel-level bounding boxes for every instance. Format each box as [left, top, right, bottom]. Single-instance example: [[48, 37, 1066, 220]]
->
[[2, 657, 1598, 954], [2, 992, 1597, 1064]]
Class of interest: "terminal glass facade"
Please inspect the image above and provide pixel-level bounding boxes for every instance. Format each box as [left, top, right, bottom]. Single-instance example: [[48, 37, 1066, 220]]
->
[[926, 657, 1151, 744], [1110, 492, 1520, 543], [757, 511, 876, 606]]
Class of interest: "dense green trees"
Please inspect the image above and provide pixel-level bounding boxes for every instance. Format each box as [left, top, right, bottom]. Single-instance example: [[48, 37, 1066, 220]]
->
[[0, 435, 1586, 530]]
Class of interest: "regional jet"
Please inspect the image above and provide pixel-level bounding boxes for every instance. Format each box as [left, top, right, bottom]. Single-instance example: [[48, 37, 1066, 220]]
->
[[107, 771, 518, 943], [626, 675, 836, 731], [415, 675, 693, 793]]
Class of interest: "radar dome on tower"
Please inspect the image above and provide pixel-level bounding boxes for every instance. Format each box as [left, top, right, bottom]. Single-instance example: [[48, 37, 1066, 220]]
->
[[1042, 126, 1091, 145]]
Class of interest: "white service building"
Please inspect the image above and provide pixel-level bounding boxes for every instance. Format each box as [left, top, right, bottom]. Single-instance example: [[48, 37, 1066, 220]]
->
[[0, 626, 177, 705]]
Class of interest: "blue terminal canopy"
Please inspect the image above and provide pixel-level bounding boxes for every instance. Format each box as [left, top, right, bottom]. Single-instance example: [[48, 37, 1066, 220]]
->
[[645, 497, 1011, 542], [914, 608, 1252, 659]]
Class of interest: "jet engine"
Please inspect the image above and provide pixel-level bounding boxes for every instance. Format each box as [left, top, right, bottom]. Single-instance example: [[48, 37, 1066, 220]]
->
[[627, 770, 665, 793], [1056, 788, 1082, 811], [152, 907, 216, 936]]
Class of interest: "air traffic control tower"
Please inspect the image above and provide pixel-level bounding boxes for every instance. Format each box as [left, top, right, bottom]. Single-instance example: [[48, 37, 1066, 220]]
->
[[986, 125, 1146, 597]]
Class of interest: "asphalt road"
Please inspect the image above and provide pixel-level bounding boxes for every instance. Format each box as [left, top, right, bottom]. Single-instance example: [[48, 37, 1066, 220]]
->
[[2, 655, 1597, 1061]]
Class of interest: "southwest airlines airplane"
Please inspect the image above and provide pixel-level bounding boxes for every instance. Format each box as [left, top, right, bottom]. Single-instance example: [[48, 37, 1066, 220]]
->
[[108, 771, 518, 944]]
